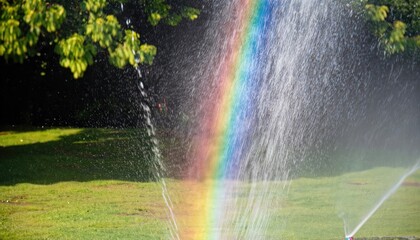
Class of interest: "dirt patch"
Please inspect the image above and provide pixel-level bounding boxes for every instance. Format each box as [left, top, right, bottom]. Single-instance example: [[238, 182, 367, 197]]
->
[[403, 181, 420, 187], [348, 182, 368, 186], [93, 182, 138, 189], [117, 207, 167, 219], [0, 195, 30, 205], [117, 212, 145, 216]]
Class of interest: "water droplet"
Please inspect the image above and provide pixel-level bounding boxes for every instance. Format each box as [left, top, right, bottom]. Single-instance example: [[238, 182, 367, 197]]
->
[[134, 53, 140, 64]]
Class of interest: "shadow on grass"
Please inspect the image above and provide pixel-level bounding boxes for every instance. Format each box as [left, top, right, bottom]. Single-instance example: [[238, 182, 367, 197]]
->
[[1, 127, 418, 185], [0, 128, 160, 185]]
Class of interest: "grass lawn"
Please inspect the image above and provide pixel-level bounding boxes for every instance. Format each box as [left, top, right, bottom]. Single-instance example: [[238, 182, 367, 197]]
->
[[0, 127, 171, 239], [0, 128, 419, 239], [274, 169, 420, 239]]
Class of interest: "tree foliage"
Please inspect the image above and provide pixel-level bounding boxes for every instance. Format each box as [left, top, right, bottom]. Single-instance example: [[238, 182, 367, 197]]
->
[[0, 0, 199, 78], [363, 0, 420, 54]]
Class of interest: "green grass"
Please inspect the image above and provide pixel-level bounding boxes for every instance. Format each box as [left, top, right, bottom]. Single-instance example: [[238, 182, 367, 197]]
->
[[0, 181, 168, 239], [0, 128, 419, 239], [0, 127, 157, 184], [268, 169, 420, 239], [0, 127, 171, 239]]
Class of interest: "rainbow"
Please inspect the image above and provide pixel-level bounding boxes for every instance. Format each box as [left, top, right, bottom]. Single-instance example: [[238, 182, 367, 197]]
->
[[179, 0, 272, 239]]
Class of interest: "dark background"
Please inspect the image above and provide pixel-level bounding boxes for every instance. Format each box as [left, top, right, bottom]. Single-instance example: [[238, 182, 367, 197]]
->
[[1, 1, 420, 134], [0, 0, 213, 128]]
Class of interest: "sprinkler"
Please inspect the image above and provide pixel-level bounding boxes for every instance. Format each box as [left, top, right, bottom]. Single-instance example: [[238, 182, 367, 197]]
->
[[345, 237, 353, 240]]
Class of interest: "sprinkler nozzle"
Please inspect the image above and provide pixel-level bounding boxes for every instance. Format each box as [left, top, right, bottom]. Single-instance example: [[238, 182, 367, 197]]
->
[[345, 237, 353, 240]]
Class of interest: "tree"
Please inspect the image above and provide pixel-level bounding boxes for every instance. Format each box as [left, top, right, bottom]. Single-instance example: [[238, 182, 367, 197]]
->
[[363, 0, 420, 54], [0, 0, 199, 78]]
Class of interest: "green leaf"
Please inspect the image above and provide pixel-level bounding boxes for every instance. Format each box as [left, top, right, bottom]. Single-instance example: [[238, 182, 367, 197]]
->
[[181, 7, 200, 21]]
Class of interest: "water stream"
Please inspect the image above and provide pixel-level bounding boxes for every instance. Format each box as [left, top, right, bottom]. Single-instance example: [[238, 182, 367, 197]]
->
[[122, 4, 180, 239], [344, 160, 420, 238], [173, 0, 419, 238]]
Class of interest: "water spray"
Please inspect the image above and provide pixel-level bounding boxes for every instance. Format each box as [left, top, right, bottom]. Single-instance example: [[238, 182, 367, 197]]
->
[[344, 160, 420, 238]]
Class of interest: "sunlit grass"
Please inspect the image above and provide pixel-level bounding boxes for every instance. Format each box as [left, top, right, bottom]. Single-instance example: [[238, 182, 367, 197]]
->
[[273, 169, 420, 239], [167, 170, 420, 240], [0, 128, 419, 239], [0, 128, 82, 147], [0, 127, 171, 239], [0, 181, 168, 239]]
